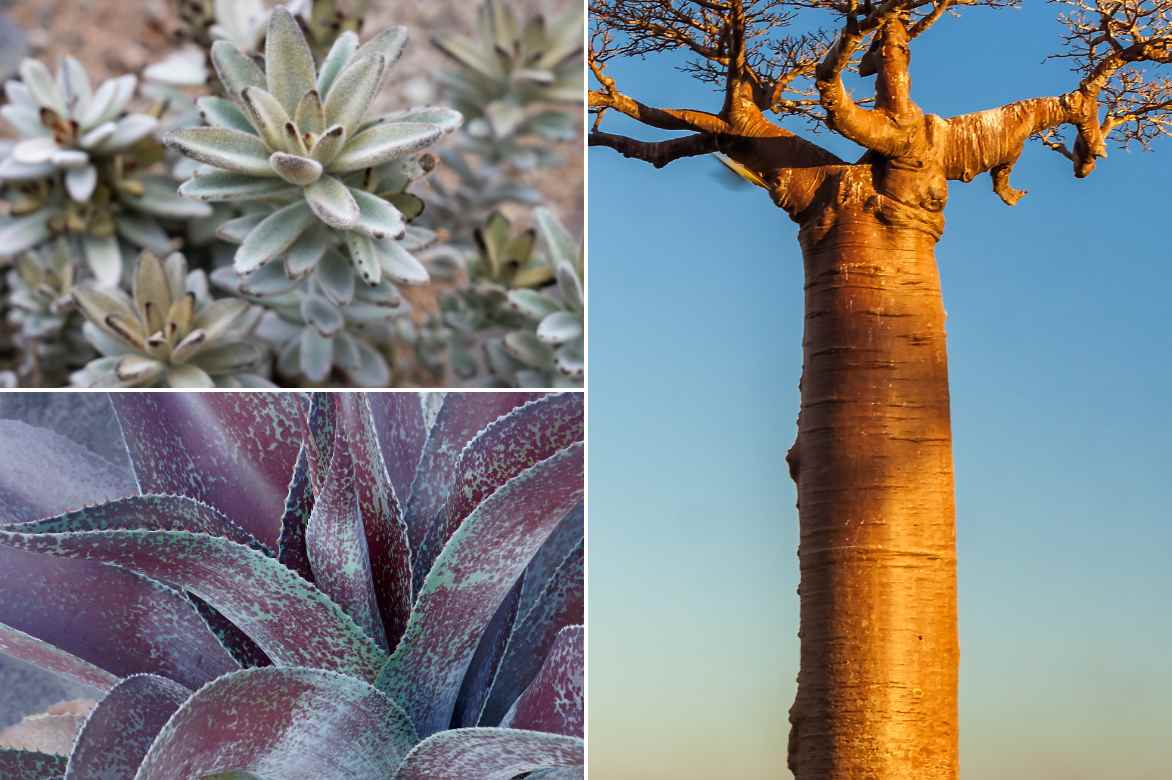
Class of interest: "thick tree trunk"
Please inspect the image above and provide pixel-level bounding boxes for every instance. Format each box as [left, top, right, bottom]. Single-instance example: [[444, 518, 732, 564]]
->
[[786, 195, 958, 779]]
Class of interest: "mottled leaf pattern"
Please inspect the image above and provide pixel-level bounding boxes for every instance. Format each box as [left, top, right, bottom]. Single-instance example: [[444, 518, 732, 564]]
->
[[276, 445, 316, 583], [367, 393, 426, 509], [135, 668, 417, 780], [0, 622, 118, 693], [518, 503, 583, 620], [0, 749, 68, 779], [63, 674, 189, 780], [451, 577, 523, 729], [0, 544, 238, 689], [188, 594, 272, 670], [111, 394, 302, 549], [500, 626, 583, 737], [378, 443, 585, 736], [395, 728, 584, 780], [0, 530, 387, 681]]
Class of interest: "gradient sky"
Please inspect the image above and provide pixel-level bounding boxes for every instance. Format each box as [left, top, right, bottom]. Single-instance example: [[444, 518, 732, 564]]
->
[[587, 5, 1172, 779]]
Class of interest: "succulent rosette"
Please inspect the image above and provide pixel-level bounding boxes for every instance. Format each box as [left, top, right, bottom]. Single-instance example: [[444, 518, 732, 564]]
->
[[165, 7, 462, 292], [0, 392, 584, 777]]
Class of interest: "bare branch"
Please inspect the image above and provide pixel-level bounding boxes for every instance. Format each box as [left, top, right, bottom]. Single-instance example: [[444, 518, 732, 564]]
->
[[588, 130, 720, 167]]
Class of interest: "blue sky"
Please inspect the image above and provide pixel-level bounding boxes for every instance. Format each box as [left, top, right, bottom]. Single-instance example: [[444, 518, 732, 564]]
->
[[587, 5, 1172, 778]]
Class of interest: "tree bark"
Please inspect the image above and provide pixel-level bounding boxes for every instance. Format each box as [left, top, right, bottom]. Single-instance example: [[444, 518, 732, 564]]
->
[[787, 169, 958, 779]]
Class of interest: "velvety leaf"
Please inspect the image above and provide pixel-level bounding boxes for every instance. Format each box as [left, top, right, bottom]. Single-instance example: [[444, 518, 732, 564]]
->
[[294, 90, 325, 136], [63, 674, 189, 780], [374, 238, 428, 287], [322, 54, 385, 136], [499, 626, 583, 737], [0, 529, 387, 682], [304, 175, 359, 229], [0, 749, 67, 779], [451, 577, 522, 729], [239, 86, 290, 151], [367, 394, 425, 510], [0, 544, 238, 689], [234, 200, 316, 273], [0, 211, 53, 259], [0, 623, 117, 693], [377, 443, 584, 736], [179, 171, 296, 202], [482, 539, 583, 727], [316, 31, 359, 97], [377, 106, 462, 134], [135, 667, 417, 780], [277, 444, 316, 583], [197, 96, 254, 133], [111, 393, 302, 550], [344, 231, 381, 286], [330, 123, 442, 173], [0, 420, 133, 523], [401, 393, 538, 557], [210, 41, 265, 102], [270, 152, 322, 186], [353, 26, 408, 68], [415, 394, 583, 594], [395, 728, 583, 780], [264, 8, 316, 114], [349, 188, 404, 240], [165, 128, 275, 177]]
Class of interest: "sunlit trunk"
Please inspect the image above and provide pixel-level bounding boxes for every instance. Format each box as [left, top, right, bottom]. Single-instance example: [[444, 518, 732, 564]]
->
[[786, 203, 958, 779]]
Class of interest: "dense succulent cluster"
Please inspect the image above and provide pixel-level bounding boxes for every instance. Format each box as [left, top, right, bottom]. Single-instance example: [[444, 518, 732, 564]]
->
[[0, 392, 585, 777]]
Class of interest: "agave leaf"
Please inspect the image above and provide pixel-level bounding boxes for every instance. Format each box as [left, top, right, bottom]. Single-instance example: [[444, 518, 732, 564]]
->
[[348, 188, 404, 240], [304, 175, 359, 228], [234, 200, 316, 274], [451, 577, 522, 729], [401, 393, 538, 556], [0, 419, 132, 522], [0, 749, 67, 779], [166, 127, 275, 177], [331, 122, 442, 173], [527, 770, 584, 779], [414, 394, 584, 594], [110, 394, 302, 549], [276, 444, 316, 583], [210, 40, 266, 102], [395, 728, 584, 780], [180, 170, 298, 202], [367, 394, 426, 510], [316, 31, 359, 97], [240, 86, 292, 151], [322, 54, 386, 136], [0, 529, 388, 680], [0, 623, 118, 693], [188, 593, 272, 670], [517, 503, 583, 619], [482, 539, 583, 727], [498, 625, 582, 737], [64, 674, 189, 780], [0, 544, 238, 688], [197, 95, 255, 134], [377, 442, 584, 736], [135, 668, 417, 780], [265, 7, 317, 114]]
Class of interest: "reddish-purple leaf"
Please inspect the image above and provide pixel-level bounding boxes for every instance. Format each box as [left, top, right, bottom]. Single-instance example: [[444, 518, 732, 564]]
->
[[395, 728, 584, 780], [0, 544, 238, 689], [481, 539, 583, 726], [64, 674, 190, 780], [415, 394, 583, 592], [500, 626, 583, 737], [451, 577, 523, 729], [0, 623, 118, 693], [0, 420, 133, 523], [0, 748, 67, 779], [306, 397, 387, 649], [518, 503, 583, 620], [299, 392, 336, 494], [135, 667, 417, 780], [188, 595, 272, 669], [367, 393, 426, 506], [111, 394, 303, 549], [528, 769, 584, 779], [0, 529, 387, 681], [277, 445, 316, 583], [402, 392, 539, 558], [377, 443, 584, 736]]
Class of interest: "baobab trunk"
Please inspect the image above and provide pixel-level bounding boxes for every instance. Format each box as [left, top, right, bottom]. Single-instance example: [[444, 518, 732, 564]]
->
[[785, 167, 958, 779]]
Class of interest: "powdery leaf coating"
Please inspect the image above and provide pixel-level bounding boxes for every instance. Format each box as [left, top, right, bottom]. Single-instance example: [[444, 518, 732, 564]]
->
[[234, 200, 316, 274], [0, 529, 387, 682], [64, 674, 189, 780], [482, 540, 583, 726], [264, 8, 316, 115], [111, 394, 303, 550], [415, 393, 584, 588], [378, 443, 585, 736], [330, 122, 443, 173], [323, 55, 386, 136], [451, 577, 522, 729], [164, 128, 274, 177], [276, 445, 316, 583], [403, 393, 539, 561], [0, 420, 133, 523], [395, 728, 583, 780], [187, 594, 272, 670], [0, 749, 68, 779], [528, 769, 584, 779], [0, 623, 118, 693], [367, 393, 426, 508], [500, 626, 583, 737], [518, 503, 583, 620], [134, 667, 417, 780], [0, 544, 238, 689]]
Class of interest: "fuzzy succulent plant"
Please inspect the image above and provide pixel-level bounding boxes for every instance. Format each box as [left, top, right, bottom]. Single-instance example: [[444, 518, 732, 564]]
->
[[69, 250, 271, 388], [0, 392, 584, 778]]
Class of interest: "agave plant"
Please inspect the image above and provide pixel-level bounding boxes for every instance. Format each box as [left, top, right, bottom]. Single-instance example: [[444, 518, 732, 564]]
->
[[69, 250, 271, 388], [0, 392, 584, 778]]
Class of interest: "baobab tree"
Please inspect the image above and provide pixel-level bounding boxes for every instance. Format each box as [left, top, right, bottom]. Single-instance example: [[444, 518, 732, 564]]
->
[[589, 2, 1172, 778]]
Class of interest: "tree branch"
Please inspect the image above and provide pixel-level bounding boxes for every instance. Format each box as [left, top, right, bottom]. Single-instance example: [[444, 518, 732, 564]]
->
[[588, 130, 719, 167]]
